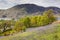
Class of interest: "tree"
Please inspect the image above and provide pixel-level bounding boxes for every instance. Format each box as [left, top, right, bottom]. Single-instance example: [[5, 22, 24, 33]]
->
[[36, 15, 41, 26], [0, 21, 11, 32], [14, 18, 27, 32], [14, 21, 23, 32], [23, 17, 31, 28], [0, 22, 3, 32], [30, 16, 37, 27], [2, 21, 11, 32], [43, 9, 56, 23], [40, 16, 50, 26]]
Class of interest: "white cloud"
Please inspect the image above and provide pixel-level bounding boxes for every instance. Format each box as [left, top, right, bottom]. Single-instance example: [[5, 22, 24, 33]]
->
[[0, 0, 60, 9]]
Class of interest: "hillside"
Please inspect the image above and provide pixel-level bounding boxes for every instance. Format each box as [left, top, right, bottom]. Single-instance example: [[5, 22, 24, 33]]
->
[[0, 4, 60, 19], [0, 23, 59, 40]]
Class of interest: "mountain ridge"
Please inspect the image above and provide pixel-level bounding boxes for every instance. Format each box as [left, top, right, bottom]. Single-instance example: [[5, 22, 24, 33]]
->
[[0, 4, 60, 19]]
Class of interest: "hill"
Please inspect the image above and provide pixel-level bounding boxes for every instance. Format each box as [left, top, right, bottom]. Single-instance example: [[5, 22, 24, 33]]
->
[[0, 4, 60, 19]]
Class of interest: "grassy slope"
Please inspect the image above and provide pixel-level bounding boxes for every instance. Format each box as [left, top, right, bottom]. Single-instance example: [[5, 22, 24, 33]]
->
[[0, 24, 60, 40]]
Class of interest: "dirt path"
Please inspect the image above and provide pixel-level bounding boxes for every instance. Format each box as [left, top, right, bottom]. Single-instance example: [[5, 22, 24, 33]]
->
[[26, 23, 57, 32]]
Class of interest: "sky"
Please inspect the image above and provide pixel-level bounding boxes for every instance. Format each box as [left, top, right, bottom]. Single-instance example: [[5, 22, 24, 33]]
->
[[0, 0, 60, 9]]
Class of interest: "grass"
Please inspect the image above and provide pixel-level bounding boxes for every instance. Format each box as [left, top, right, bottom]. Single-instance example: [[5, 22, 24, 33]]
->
[[0, 24, 60, 40]]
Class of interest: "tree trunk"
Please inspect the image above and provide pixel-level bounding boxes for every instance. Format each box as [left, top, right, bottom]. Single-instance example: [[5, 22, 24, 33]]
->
[[3, 27, 6, 32]]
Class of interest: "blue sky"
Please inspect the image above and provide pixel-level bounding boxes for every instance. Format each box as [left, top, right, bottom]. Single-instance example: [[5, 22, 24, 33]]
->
[[0, 0, 60, 9]]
